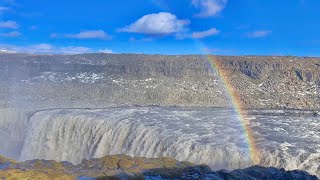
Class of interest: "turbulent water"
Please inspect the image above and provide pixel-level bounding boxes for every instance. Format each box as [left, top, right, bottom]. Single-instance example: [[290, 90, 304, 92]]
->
[[0, 107, 319, 176]]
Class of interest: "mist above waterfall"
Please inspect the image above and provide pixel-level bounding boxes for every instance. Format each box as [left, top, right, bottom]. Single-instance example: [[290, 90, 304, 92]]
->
[[0, 108, 29, 159]]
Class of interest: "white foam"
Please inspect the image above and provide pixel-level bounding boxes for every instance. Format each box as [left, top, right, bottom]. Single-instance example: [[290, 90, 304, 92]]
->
[[18, 108, 320, 176], [20, 108, 252, 170]]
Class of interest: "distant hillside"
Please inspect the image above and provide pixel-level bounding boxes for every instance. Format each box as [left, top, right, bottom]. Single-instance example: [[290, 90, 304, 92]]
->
[[0, 53, 319, 110]]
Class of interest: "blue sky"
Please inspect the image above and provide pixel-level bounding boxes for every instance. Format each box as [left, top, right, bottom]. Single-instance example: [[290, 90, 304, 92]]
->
[[0, 0, 320, 56]]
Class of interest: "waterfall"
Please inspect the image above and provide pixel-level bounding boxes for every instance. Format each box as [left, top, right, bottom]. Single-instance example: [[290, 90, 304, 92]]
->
[[0, 107, 317, 176], [0, 108, 29, 159], [20, 108, 253, 170]]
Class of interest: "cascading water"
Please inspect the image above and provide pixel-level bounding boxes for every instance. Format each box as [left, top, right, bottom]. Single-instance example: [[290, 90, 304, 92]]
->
[[0, 108, 29, 159], [19, 108, 253, 170], [17, 107, 320, 176]]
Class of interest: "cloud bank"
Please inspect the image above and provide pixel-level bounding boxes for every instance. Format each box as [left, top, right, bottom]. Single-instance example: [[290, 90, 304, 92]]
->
[[0, 44, 113, 54]]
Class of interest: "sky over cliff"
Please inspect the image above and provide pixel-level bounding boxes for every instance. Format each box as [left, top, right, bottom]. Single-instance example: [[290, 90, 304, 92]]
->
[[0, 0, 319, 56]]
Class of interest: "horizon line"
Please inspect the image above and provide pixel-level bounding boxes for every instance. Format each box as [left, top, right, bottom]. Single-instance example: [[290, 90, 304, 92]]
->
[[1, 52, 320, 58]]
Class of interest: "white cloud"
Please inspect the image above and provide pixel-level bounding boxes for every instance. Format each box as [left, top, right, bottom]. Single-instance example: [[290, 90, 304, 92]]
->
[[0, 20, 19, 29], [192, 28, 219, 38], [0, 31, 21, 37], [0, 43, 113, 54], [99, 49, 113, 53], [65, 30, 111, 40], [30, 44, 55, 52], [175, 28, 220, 40], [119, 12, 190, 35], [245, 30, 272, 38], [192, 0, 227, 18]]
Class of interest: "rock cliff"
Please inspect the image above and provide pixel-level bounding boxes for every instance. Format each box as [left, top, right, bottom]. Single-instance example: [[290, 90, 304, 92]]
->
[[0, 53, 319, 110]]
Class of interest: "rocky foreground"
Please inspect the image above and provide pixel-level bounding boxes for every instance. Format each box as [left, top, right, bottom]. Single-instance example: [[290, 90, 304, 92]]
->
[[0, 154, 318, 180]]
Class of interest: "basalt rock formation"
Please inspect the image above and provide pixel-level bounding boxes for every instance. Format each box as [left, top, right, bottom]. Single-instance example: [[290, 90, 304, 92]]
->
[[0, 53, 319, 110]]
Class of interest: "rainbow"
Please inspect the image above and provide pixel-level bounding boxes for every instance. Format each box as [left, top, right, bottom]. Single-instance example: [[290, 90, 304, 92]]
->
[[204, 55, 260, 164], [149, 1, 260, 164]]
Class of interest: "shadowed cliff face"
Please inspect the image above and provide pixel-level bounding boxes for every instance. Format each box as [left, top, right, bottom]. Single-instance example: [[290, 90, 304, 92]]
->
[[0, 53, 320, 110]]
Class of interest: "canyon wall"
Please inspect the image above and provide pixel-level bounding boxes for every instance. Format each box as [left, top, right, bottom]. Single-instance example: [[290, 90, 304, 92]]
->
[[1, 54, 319, 110]]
